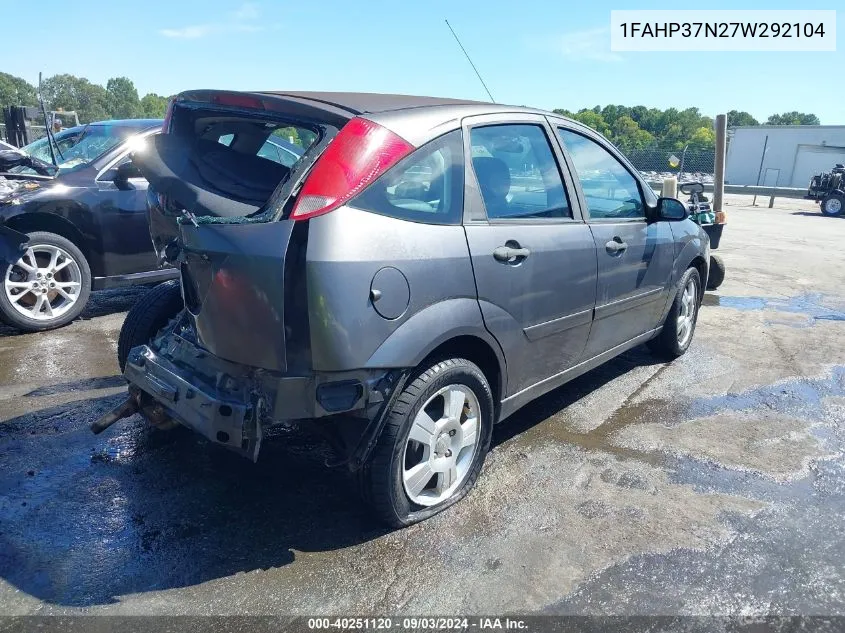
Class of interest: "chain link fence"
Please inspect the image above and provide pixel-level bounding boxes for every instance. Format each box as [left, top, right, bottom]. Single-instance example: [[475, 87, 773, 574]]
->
[[1, 123, 48, 147], [622, 145, 715, 184]]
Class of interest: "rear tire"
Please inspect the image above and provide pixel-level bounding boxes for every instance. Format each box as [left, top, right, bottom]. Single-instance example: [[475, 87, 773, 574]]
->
[[821, 193, 844, 216], [117, 280, 183, 372], [0, 231, 91, 332], [360, 358, 494, 528], [648, 267, 701, 360], [706, 254, 725, 290]]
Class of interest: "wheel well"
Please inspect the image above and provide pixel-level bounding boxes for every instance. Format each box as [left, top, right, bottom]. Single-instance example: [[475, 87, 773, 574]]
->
[[421, 335, 504, 414], [690, 255, 707, 299], [6, 213, 92, 271]]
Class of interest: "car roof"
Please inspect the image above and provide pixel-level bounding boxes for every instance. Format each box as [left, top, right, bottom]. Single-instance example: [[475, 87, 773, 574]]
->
[[257, 91, 491, 115], [87, 118, 163, 128]]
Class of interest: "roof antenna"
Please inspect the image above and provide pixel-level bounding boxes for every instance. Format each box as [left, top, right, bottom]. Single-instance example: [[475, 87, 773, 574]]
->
[[445, 19, 495, 103]]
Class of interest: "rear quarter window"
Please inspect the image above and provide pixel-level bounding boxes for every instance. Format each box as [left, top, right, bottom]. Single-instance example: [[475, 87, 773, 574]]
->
[[350, 130, 464, 225]]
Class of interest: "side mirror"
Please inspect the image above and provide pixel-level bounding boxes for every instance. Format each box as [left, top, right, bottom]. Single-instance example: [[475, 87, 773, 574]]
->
[[115, 160, 143, 182], [679, 181, 704, 195], [656, 197, 688, 221], [107, 160, 145, 190]]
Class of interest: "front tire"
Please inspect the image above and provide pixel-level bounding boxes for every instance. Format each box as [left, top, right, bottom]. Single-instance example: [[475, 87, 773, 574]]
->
[[361, 358, 494, 528], [706, 254, 725, 290], [0, 231, 91, 332], [821, 193, 844, 216], [648, 267, 701, 360], [117, 280, 183, 372]]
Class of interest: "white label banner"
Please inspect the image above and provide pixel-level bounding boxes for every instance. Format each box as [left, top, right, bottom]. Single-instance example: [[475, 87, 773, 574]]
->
[[611, 10, 836, 51]]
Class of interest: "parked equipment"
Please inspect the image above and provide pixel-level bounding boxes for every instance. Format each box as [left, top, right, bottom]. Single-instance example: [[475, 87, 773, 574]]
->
[[805, 164, 845, 216], [2, 106, 79, 148], [680, 181, 726, 290]]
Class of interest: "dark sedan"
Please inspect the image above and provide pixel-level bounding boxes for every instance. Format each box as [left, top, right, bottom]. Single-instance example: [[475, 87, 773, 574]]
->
[[0, 119, 178, 331]]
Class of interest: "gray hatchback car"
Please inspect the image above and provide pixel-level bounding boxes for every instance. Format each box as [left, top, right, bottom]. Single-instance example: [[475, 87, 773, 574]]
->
[[96, 90, 709, 526]]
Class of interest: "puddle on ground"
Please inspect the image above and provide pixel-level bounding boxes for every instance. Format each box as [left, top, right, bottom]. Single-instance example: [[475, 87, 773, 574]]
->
[[509, 366, 845, 499], [702, 292, 845, 327]]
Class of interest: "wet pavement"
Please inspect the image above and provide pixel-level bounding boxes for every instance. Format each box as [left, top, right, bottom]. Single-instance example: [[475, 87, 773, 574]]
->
[[1, 196, 844, 617]]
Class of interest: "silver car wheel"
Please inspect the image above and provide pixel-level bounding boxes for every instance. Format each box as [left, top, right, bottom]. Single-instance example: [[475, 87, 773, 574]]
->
[[402, 384, 481, 507], [676, 278, 697, 347], [4, 244, 83, 322]]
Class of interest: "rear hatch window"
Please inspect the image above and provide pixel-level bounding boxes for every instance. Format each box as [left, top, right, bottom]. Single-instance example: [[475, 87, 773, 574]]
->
[[137, 96, 325, 220]]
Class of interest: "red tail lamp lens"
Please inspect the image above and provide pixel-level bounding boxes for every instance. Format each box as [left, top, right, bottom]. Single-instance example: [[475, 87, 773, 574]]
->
[[291, 117, 414, 220]]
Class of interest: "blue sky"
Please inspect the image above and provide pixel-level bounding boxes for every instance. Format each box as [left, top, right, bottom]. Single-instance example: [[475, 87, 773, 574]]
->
[[4, 0, 842, 123]]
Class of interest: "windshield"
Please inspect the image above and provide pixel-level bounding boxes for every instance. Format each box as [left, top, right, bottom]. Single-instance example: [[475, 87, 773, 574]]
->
[[12, 124, 145, 176]]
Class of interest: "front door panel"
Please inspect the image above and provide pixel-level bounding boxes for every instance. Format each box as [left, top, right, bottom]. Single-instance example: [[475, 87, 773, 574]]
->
[[585, 221, 673, 356], [555, 126, 673, 357]]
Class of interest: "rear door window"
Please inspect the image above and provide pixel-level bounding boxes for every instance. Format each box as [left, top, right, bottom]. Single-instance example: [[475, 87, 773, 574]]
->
[[350, 130, 464, 224], [469, 124, 571, 220]]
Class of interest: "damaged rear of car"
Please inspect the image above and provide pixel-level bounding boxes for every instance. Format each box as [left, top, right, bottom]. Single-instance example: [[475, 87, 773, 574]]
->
[[94, 89, 710, 527], [98, 90, 494, 526]]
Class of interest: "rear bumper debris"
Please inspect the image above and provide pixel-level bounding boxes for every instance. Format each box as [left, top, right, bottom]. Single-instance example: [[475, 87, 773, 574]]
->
[[124, 344, 263, 460], [108, 320, 406, 466]]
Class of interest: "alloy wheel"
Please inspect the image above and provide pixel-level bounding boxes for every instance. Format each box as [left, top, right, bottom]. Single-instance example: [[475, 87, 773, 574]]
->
[[3, 244, 83, 322], [402, 384, 481, 506], [676, 278, 697, 347]]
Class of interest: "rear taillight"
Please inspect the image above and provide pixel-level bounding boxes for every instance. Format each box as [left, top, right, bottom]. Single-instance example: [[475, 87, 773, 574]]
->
[[211, 92, 265, 109], [161, 98, 175, 134], [291, 117, 414, 221]]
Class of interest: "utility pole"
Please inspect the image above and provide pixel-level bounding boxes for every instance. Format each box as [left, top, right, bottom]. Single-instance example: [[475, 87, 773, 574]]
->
[[713, 114, 727, 216]]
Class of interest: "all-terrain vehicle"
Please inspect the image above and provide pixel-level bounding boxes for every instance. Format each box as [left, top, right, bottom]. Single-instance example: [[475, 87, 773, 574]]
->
[[92, 90, 710, 527], [679, 181, 725, 290], [805, 163, 845, 216]]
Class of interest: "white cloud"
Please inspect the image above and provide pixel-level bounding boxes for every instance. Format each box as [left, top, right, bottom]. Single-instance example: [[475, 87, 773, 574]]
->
[[233, 2, 260, 21], [549, 27, 623, 62], [159, 2, 263, 39]]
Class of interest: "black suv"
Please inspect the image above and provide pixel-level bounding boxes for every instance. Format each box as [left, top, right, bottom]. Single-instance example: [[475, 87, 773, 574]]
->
[[0, 119, 176, 331]]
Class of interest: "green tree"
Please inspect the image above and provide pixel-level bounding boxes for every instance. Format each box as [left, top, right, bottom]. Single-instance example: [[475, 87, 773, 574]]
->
[[140, 93, 169, 118], [766, 111, 820, 125], [572, 110, 612, 138], [687, 126, 716, 149], [106, 76, 142, 119], [611, 115, 654, 150], [0, 72, 37, 107], [40, 74, 110, 123], [600, 105, 631, 128], [727, 110, 759, 127], [552, 108, 575, 118]]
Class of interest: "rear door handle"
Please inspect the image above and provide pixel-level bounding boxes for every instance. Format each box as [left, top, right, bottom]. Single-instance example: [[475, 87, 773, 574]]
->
[[493, 244, 530, 263], [605, 238, 627, 255]]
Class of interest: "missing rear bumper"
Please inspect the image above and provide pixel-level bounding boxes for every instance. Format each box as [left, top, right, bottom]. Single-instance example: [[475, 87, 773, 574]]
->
[[124, 345, 262, 461]]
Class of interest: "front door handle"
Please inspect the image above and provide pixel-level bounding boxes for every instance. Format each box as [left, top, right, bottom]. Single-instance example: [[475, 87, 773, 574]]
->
[[493, 244, 530, 263], [605, 238, 628, 255]]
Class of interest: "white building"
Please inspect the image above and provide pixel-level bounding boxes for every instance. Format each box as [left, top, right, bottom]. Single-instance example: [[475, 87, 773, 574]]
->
[[725, 125, 845, 188]]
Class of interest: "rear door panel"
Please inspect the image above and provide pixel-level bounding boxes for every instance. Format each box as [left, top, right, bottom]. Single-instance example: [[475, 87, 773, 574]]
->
[[466, 223, 596, 394], [461, 113, 597, 396]]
